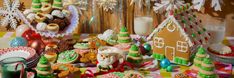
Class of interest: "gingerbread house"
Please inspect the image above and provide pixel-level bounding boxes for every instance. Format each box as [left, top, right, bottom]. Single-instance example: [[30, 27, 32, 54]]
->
[[147, 4, 210, 65]]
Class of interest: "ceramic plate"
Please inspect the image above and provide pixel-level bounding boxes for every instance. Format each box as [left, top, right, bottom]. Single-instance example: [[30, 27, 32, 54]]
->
[[0, 47, 37, 62]]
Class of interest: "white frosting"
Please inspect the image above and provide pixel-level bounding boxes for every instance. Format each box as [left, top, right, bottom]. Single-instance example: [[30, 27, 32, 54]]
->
[[51, 10, 64, 18], [62, 10, 71, 18], [45, 14, 53, 20], [26, 13, 36, 22], [36, 22, 47, 31], [23, 9, 33, 16], [209, 43, 232, 54]]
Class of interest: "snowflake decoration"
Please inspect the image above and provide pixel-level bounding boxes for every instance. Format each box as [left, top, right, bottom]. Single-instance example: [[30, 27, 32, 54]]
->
[[63, 0, 88, 15], [97, 0, 117, 12], [153, 0, 185, 14], [0, 0, 21, 29], [193, 0, 223, 11]]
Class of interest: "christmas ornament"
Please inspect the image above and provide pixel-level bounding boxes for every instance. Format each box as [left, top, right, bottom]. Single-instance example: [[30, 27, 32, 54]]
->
[[139, 45, 147, 55], [10, 37, 28, 47], [192, 0, 223, 11], [28, 40, 45, 54], [166, 65, 173, 72], [0, 0, 21, 29], [97, 0, 117, 12], [160, 58, 171, 69], [153, 0, 185, 14], [22, 29, 41, 41], [15, 24, 30, 37], [143, 43, 151, 52]]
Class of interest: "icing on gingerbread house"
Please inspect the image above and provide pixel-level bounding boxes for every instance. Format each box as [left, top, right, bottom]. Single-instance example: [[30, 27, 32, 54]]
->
[[147, 4, 210, 65]]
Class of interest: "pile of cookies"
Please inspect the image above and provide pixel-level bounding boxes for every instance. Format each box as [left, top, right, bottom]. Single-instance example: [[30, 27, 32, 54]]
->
[[23, 0, 71, 33]]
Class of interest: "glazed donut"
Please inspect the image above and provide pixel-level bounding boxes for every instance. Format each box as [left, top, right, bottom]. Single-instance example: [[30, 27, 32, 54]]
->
[[46, 23, 60, 33], [35, 13, 46, 22], [41, 4, 52, 14]]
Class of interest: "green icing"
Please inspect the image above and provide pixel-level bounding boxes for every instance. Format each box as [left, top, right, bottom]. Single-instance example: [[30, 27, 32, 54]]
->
[[198, 72, 216, 78], [37, 74, 54, 78], [32, 5, 42, 8], [152, 53, 164, 60], [32, 0, 41, 3], [39, 56, 48, 64], [113, 72, 124, 78], [36, 67, 51, 71], [203, 58, 212, 64], [174, 57, 188, 65], [117, 39, 130, 43], [118, 34, 129, 37], [120, 26, 127, 32], [57, 50, 78, 63], [128, 53, 140, 57], [197, 47, 206, 54], [127, 57, 142, 64], [130, 45, 138, 51], [53, 4, 63, 7], [40, 0, 49, 2], [201, 66, 214, 71]]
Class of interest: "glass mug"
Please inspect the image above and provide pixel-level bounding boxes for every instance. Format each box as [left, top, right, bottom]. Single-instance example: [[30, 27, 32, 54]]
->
[[0, 57, 26, 78]]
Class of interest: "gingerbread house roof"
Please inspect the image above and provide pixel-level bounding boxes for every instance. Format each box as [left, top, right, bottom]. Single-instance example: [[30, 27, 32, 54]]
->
[[147, 4, 210, 47]]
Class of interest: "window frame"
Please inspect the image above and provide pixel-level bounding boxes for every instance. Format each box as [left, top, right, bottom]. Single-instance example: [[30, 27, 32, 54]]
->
[[153, 37, 165, 48], [176, 41, 188, 52]]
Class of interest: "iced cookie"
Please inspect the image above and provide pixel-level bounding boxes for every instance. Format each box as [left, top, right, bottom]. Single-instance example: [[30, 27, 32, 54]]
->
[[57, 50, 78, 64], [36, 56, 54, 77], [117, 26, 131, 43], [62, 10, 71, 18], [127, 44, 143, 64], [45, 43, 58, 51], [23, 9, 33, 16], [27, 13, 36, 22], [45, 14, 53, 20], [73, 43, 89, 50], [44, 49, 58, 64]]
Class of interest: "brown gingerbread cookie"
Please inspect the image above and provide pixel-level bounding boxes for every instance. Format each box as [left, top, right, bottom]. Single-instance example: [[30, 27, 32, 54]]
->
[[52, 64, 80, 78]]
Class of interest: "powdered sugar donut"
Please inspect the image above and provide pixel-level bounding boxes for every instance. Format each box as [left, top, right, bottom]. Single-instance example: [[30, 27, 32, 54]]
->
[[23, 9, 33, 16], [51, 10, 64, 18], [62, 10, 71, 18], [36, 22, 47, 31], [45, 14, 53, 20], [26, 13, 36, 22]]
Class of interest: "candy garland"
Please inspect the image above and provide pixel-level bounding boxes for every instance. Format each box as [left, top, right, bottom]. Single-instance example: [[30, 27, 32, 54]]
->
[[192, 0, 223, 11]]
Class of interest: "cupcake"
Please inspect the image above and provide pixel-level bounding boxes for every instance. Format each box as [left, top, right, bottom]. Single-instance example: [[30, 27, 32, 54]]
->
[[46, 23, 59, 33], [35, 13, 47, 22], [36, 22, 47, 31], [41, 4, 52, 14]]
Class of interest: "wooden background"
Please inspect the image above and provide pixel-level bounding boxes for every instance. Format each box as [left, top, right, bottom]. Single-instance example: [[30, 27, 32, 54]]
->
[[0, 0, 234, 36]]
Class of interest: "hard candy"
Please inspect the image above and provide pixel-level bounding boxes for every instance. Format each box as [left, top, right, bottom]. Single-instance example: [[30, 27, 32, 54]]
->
[[160, 58, 171, 69], [143, 43, 151, 51], [166, 65, 173, 72], [139, 45, 147, 55], [10, 37, 28, 47]]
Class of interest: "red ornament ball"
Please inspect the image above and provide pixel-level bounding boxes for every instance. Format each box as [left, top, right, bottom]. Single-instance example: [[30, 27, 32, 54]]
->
[[22, 29, 41, 41]]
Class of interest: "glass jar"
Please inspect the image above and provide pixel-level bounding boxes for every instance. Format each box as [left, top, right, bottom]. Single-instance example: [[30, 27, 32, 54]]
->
[[0, 57, 27, 78]]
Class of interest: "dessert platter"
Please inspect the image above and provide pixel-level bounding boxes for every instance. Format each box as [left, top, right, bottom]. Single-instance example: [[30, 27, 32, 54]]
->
[[19, 0, 79, 38]]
